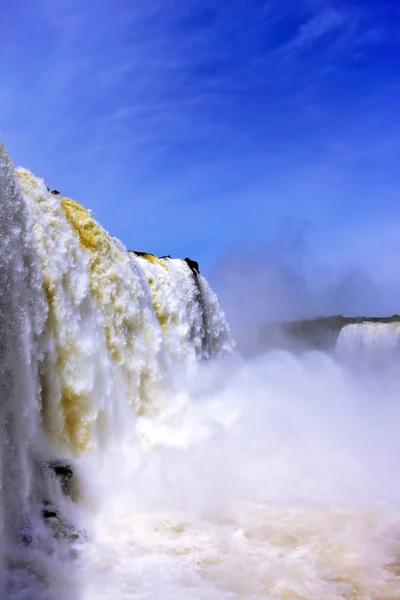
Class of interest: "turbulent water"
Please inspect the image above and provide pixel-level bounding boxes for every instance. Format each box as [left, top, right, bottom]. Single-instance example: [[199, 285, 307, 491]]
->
[[1, 142, 400, 598]]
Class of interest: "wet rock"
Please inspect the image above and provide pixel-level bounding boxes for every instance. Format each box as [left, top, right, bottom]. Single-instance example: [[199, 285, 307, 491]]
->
[[184, 257, 200, 275], [48, 461, 73, 480], [44, 461, 74, 497], [42, 509, 58, 519], [32, 462, 86, 547], [129, 251, 198, 274], [43, 511, 86, 543], [40, 497, 87, 543], [131, 250, 151, 257]]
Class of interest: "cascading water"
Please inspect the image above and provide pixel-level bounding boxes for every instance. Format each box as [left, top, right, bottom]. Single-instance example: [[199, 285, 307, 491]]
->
[[0, 145, 83, 598], [336, 322, 400, 354], [2, 141, 400, 599], [0, 143, 232, 597]]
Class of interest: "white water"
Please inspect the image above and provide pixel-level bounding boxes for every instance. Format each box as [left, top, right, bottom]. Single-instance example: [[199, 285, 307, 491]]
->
[[337, 322, 400, 354], [78, 350, 400, 599], [1, 143, 400, 598], [336, 323, 400, 377], [0, 144, 231, 598]]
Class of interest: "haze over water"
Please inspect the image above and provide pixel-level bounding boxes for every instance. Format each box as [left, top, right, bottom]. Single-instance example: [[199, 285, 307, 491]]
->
[[1, 143, 400, 598]]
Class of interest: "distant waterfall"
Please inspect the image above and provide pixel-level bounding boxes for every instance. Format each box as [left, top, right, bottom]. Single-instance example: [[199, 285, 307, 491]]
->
[[336, 322, 400, 355]]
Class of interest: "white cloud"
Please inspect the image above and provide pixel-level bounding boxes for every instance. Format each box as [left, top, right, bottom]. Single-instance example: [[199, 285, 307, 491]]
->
[[286, 6, 344, 51]]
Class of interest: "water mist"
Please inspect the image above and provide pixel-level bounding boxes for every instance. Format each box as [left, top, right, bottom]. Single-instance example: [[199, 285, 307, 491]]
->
[[1, 142, 399, 599]]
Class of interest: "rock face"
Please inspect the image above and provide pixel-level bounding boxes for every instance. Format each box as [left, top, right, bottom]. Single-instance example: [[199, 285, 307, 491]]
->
[[130, 251, 200, 276], [46, 461, 75, 497], [259, 315, 400, 352], [131, 250, 152, 257], [184, 257, 200, 275], [42, 461, 85, 543]]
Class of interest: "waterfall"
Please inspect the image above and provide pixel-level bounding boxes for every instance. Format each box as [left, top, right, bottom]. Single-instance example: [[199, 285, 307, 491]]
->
[[0, 143, 233, 597], [4, 140, 399, 599], [336, 322, 400, 355]]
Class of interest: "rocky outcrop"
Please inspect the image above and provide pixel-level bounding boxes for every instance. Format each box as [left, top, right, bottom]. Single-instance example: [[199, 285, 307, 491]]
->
[[45, 186, 60, 195], [129, 251, 200, 276], [46, 460, 75, 497], [41, 461, 84, 543], [184, 257, 200, 275], [131, 250, 153, 258]]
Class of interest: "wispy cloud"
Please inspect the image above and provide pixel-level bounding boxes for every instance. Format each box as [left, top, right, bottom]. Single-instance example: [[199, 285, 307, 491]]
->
[[280, 5, 344, 54], [0, 0, 392, 163], [1, 0, 399, 272]]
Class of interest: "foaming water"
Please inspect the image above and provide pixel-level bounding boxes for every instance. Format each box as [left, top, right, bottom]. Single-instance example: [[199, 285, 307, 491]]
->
[[0, 144, 231, 597], [1, 142, 400, 598], [79, 351, 400, 599]]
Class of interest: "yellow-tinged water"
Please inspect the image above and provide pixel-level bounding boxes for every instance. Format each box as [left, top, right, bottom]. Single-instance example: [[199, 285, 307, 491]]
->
[[14, 167, 231, 455]]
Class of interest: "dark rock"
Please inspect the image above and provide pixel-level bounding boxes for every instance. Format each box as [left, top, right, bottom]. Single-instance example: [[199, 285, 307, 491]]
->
[[45, 461, 74, 497], [129, 251, 199, 274], [43, 511, 86, 543], [42, 509, 58, 519], [33, 462, 86, 546], [130, 251, 172, 262], [51, 190, 60, 195], [48, 461, 73, 480], [130, 250, 151, 257], [46, 186, 50, 192], [184, 257, 200, 275]]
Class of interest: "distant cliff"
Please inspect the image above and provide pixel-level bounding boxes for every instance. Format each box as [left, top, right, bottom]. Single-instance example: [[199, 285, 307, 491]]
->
[[259, 315, 400, 352]]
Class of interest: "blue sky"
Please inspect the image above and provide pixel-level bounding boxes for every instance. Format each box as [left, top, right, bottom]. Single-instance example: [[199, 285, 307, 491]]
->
[[1, 0, 400, 316]]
